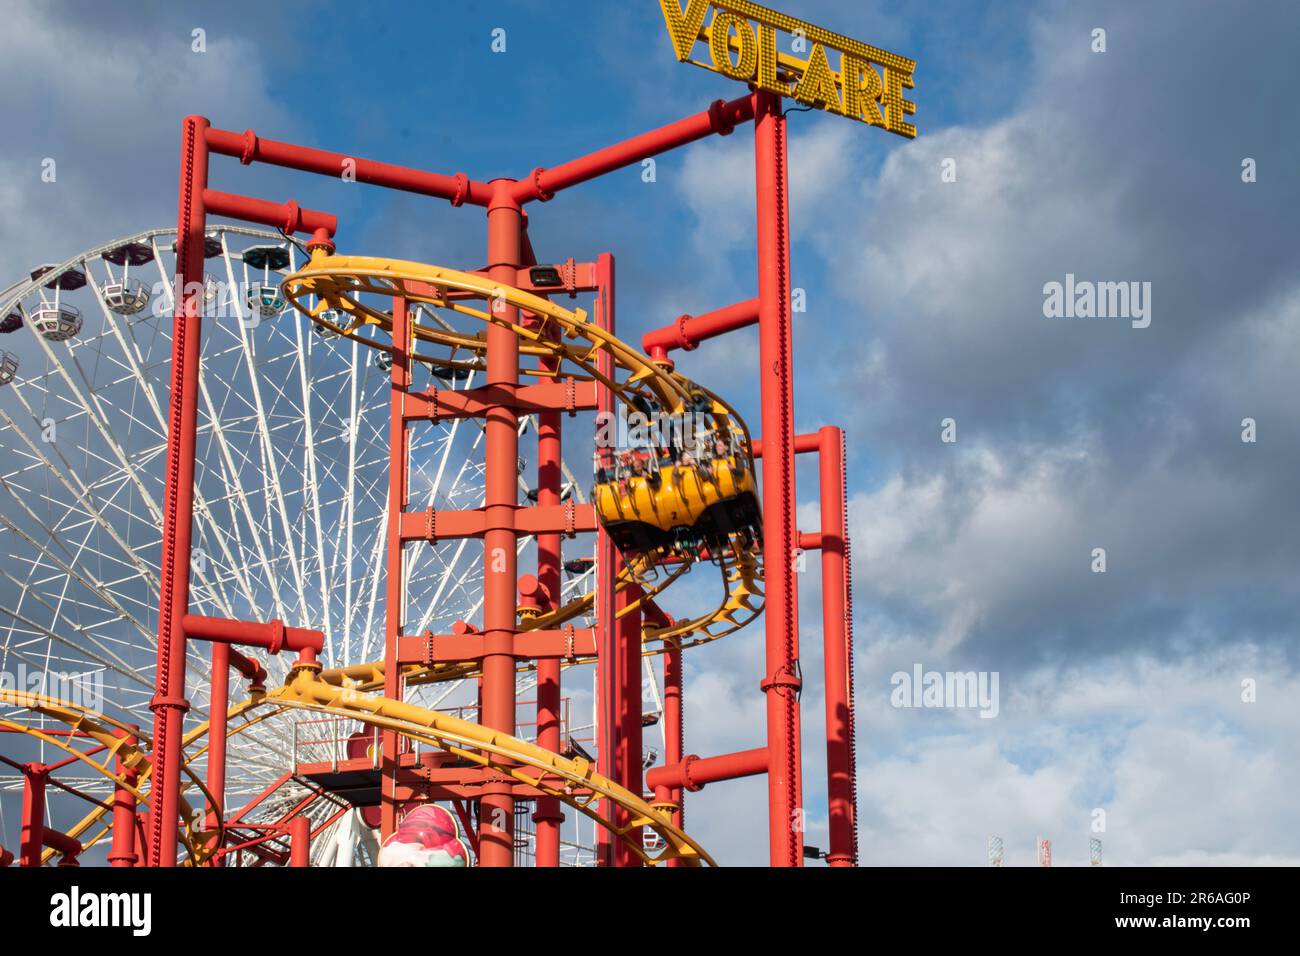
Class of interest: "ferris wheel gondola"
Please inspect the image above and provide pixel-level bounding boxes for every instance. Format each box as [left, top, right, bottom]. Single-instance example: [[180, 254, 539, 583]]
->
[[242, 243, 291, 318], [99, 241, 155, 315], [26, 264, 86, 341]]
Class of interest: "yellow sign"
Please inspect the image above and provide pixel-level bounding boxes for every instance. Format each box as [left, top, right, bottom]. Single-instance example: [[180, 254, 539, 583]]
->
[[659, 0, 917, 138]]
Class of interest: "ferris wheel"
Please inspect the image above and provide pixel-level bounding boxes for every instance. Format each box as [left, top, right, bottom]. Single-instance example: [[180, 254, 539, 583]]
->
[[0, 225, 628, 865]]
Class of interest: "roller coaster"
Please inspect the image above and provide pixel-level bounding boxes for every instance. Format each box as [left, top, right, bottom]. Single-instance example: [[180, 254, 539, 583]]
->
[[0, 0, 905, 868]]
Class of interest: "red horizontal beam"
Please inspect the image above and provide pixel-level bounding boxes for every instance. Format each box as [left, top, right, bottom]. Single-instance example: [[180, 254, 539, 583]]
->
[[647, 746, 769, 792], [519, 504, 597, 536], [41, 828, 82, 856], [206, 127, 495, 207], [751, 431, 824, 459], [201, 189, 336, 237], [642, 297, 761, 362], [396, 627, 597, 664], [404, 380, 598, 422], [398, 503, 596, 542], [512, 95, 756, 204], [182, 614, 324, 655]]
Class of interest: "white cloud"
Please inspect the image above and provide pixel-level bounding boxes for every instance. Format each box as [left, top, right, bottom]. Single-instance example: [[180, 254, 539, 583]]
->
[[0, 1, 296, 273], [855, 649, 1300, 866]]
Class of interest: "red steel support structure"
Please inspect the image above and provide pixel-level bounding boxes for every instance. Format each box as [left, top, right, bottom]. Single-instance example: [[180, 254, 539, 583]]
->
[[753, 89, 804, 867], [815, 426, 858, 866], [751, 427, 858, 865], [532, 268, 566, 867], [661, 642, 685, 867], [614, 584, 644, 868], [149, 116, 336, 866], [382, 295, 411, 842], [108, 727, 140, 868], [206, 642, 229, 863], [289, 816, 311, 867], [18, 763, 47, 867], [593, 253, 620, 868], [147, 115, 209, 868], [139, 79, 854, 866], [479, 180, 524, 867]]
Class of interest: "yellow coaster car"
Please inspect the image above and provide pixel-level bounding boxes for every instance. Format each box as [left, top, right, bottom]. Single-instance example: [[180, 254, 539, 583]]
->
[[593, 440, 761, 559]]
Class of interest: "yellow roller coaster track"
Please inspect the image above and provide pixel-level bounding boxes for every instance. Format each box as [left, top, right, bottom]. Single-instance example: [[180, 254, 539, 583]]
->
[[0, 688, 236, 866], [281, 252, 765, 652], [268, 664, 712, 865], [2, 668, 713, 866]]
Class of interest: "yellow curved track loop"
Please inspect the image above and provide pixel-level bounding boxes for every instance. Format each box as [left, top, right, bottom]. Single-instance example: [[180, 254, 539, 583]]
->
[[0, 689, 223, 866], [265, 666, 712, 866], [284, 254, 692, 412], [281, 253, 765, 653], [4, 674, 713, 866], [43, 698, 291, 866]]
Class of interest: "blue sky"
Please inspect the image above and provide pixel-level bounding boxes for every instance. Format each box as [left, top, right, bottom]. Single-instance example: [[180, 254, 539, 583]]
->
[[1, 0, 1298, 866]]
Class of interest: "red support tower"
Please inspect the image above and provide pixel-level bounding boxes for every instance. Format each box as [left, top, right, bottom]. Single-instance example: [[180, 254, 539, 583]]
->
[[134, 80, 856, 867], [478, 181, 525, 867]]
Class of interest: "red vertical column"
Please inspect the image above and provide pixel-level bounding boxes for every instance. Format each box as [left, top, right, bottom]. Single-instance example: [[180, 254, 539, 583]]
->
[[149, 114, 210, 867], [109, 727, 140, 867], [818, 426, 857, 865], [19, 764, 47, 867], [593, 252, 618, 867], [382, 296, 412, 840], [478, 180, 523, 867], [613, 585, 644, 867], [533, 326, 564, 866], [206, 642, 229, 864], [754, 90, 804, 867], [289, 816, 311, 867], [662, 641, 684, 867], [534, 655, 563, 865]]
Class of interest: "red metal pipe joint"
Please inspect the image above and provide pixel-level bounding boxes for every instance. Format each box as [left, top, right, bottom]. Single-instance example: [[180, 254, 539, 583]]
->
[[751, 430, 822, 459], [206, 126, 494, 207], [642, 297, 761, 363], [182, 614, 324, 656], [19, 764, 47, 867], [647, 746, 769, 794], [512, 95, 755, 204], [227, 647, 268, 689], [109, 726, 140, 867], [42, 827, 83, 858], [202, 189, 336, 237]]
